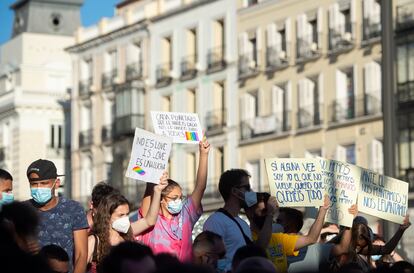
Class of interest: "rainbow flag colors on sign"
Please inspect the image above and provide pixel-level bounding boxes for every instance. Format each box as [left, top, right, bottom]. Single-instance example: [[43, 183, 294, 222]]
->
[[132, 166, 146, 175], [185, 131, 199, 141]]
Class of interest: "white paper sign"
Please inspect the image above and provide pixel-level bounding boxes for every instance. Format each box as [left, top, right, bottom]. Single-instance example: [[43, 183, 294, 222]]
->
[[125, 128, 172, 183], [151, 111, 203, 144]]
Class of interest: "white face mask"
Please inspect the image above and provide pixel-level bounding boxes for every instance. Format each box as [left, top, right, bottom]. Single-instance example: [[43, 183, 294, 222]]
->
[[112, 216, 130, 234]]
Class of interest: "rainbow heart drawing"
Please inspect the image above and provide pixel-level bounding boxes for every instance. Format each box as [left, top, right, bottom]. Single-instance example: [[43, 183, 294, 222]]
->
[[185, 131, 199, 141], [132, 166, 146, 175]]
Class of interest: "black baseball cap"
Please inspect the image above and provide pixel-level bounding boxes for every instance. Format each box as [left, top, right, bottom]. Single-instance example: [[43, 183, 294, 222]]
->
[[27, 159, 64, 181]]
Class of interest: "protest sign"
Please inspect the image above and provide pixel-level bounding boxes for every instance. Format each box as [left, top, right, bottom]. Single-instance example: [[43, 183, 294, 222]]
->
[[319, 158, 360, 227], [264, 158, 324, 207], [125, 128, 172, 183], [358, 169, 409, 224], [151, 111, 203, 144]]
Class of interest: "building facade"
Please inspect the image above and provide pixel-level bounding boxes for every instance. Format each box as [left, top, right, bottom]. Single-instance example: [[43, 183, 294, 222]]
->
[[0, 0, 82, 199]]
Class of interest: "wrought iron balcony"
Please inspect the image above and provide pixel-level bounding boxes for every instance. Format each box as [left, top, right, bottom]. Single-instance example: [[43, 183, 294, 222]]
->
[[114, 114, 145, 138], [101, 124, 113, 143], [126, 61, 143, 81], [328, 94, 382, 123], [155, 63, 172, 87], [240, 111, 291, 140], [266, 45, 289, 72], [238, 51, 260, 79], [398, 81, 414, 105], [79, 129, 93, 148], [207, 46, 226, 73], [362, 18, 381, 41], [328, 24, 355, 53], [78, 77, 92, 98], [296, 34, 321, 63], [397, 2, 414, 31], [297, 104, 323, 129], [102, 69, 117, 89], [180, 55, 197, 81], [205, 109, 226, 135]]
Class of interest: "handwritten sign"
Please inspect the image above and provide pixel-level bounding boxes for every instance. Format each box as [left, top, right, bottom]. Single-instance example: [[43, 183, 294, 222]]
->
[[319, 158, 360, 227], [151, 111, 203, 144], [125, 128, 172, 183], [264, 158, 324, 207], [358, 169, 409, 224]]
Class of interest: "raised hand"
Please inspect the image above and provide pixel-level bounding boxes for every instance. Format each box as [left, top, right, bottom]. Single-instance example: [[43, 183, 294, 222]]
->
[[321, 194, 330, 210], [154, 171, 169, 193], [348, 204, 358, 218], [266, 196, 279, 216], [400, 215, 411, 231], [199, 136, 211, 155]]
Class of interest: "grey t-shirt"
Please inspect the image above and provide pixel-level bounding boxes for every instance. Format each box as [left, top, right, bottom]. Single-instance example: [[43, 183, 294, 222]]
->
[[29, 198, 88, 268], [287, 243, 334, 273]]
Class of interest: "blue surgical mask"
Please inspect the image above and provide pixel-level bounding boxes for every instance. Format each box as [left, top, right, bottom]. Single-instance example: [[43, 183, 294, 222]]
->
[[167, 199, 183, 214], [372, 255, 382, 261], [31, 184, 54, 205], [0, 192, 14, 206], [216, 259, 227, 273], [244, 191, 257, 208]]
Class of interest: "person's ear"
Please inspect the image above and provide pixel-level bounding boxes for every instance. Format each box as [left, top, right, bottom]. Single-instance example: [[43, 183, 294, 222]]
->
[[231, 187, 243, 200]]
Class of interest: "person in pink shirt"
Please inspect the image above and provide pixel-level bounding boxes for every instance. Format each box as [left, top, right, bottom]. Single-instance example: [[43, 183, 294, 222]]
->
[[139, 139, 210, 262]]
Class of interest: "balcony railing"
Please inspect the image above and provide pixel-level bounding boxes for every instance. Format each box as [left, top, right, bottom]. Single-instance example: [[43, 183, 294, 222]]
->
[[362, 18, 381, 41], [102, 69, 117, 89], [101, 124, 113, 143], [207, 46, 226, 73], [79, 129, 93, 148], [297, 104, 323, 129], [240, 111, 291, 140], [155, 63, 172, 87], [180, 55, 197, 81], [397, 2, 414, 30], [328, 24, 355, 52], [114, 114, 145, 138], [205, 109, 226, 134], [296, 34, 321, 62], [398, 81, 414, 104], [239, 50, 260, 79], [78, 78, 92, 97], [126, 61, 143, 81], [266, 45, 289, 71], [328, 94, 382, 123]]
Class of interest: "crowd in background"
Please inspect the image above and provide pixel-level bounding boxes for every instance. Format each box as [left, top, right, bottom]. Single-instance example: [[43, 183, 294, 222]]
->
[[0, 139, 413, 273]]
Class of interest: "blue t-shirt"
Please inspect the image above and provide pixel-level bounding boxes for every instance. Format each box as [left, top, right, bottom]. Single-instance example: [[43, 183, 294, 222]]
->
[[28, 198, 88, 268]]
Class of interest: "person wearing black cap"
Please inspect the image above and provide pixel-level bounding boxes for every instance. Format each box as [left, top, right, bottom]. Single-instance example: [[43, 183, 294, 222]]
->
[[26, 159, 88, 273]]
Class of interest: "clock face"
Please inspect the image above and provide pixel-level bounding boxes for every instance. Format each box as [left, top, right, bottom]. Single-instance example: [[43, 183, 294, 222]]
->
[[50, 13, 62, 31]]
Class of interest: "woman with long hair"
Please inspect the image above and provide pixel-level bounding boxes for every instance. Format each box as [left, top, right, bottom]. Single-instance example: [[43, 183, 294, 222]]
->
[[87, 174, 168, 272]]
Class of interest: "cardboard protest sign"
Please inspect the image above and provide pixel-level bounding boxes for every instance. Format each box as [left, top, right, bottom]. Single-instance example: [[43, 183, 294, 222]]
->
[[264, 158, 324, 207], [319, 158, 360, 227], [125, 128, 172, 183], [358, 169, 409, 224], [151, 111, 203, 144]]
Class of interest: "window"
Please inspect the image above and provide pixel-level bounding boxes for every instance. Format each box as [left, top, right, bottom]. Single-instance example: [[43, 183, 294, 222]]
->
[[162, 95, 172, 112], [328, 1, 354, 50], [50, 124, 63, 149], [239, 30, 259, 75], [246, 161, 261, 192], [115, 88, 144, 118], [335, 67, 355, 121], [364, 61, 382, 114], [187, 88, 196, 113], [162, 36, 172, 69], [298, 75, 322, 128], [272, 82, 291, 131], [336, 144, 356, 164], [363, 0, 381, 40], [186, 152, 197, 187], [369, 139, 383, 174], [397, 43, 414, 104], [296, 11, 322, 59], [126, 42, 142, 80], [266, 22, 288, 67], [213, 147, 225, 180]]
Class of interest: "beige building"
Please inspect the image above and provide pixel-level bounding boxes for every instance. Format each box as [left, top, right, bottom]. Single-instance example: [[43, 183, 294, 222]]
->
[[237, 0, 383, 193]]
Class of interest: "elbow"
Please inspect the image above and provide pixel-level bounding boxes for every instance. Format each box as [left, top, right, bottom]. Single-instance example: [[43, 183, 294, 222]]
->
[[146, 218, 157, 227]]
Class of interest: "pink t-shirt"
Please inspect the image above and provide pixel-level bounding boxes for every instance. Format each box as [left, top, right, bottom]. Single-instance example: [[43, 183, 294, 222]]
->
[[138, 197, 202, 262]]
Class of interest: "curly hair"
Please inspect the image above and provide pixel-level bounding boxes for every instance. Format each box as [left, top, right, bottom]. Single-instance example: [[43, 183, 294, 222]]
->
[[91, 193, 133, 263]]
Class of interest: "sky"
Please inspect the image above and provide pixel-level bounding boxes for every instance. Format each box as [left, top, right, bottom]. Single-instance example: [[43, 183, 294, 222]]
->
[[0, 0, 119, 45]]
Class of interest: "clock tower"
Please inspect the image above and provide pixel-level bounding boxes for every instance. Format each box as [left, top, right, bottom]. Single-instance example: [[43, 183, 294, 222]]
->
[[11, 0, 83, 37]]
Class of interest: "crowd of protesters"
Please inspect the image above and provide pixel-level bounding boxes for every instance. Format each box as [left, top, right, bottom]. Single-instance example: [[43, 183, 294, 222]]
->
[[0, 138, 413, 273]]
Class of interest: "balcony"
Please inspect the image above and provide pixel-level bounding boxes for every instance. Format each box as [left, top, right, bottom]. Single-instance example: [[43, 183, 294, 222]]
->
[[79, 129, 93, 149], [362, 18, 381, 43], [297, 104, 323, 129], [397, 2, 414, 31], [180, 55, 197, 81], [78, 78, 92, 98], [205, 109, 226, 136], [114, 114, 144, 138], [126, 61, 143, 81], [328, 94, 381, 124], [296, 34, 321, 63], [207, 46, 226, 74], [398, 81, 414, 106], [266, 45, 289, 73], [240, 111, 291, 140], [101, 124, 113, 144], [238, 51, 260, 80], [102, 69, 117, 89], [328, 24, 355, 54], [155, 63, 172, 88]]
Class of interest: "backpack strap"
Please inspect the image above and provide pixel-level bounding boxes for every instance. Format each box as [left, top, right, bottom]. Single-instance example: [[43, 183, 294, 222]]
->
[[217, 208, 253, 245]]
